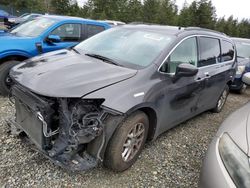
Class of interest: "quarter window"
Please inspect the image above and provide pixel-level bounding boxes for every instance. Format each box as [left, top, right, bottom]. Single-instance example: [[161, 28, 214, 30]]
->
[[160, 37, 198, 73], [220, 40, 235, 62], [198, 37, 220, 67], [86, 25, 105, 38], [51, 24, 81, 42]]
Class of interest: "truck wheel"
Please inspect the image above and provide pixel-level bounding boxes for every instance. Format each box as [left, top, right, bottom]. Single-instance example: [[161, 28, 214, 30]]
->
[[0, 60, 21, 96], [212, 85, 229, 113], [104, 111, 149, 172]]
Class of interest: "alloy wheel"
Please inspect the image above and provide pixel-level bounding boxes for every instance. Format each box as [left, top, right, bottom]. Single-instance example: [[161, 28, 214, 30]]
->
[[217, 89, 228, 110], [122, 123, 145, 162]]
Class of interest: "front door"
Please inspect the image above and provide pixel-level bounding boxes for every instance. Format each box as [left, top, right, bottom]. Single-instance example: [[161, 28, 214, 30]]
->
[[158, 37, 205, 133], [42, 23, 82, 53]]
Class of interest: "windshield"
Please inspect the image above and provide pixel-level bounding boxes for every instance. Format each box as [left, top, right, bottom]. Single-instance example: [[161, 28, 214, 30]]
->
[[10, 17, 56, 37], [75, 28, 174, 69], [21, 15, 32, 19], [0, 10, 9, 16], [235, 41, 250, 58]]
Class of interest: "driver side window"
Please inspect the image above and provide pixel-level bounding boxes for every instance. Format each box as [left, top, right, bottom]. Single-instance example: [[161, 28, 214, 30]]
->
[[160, 37, 198, 73], [51, 23, 81, 42]]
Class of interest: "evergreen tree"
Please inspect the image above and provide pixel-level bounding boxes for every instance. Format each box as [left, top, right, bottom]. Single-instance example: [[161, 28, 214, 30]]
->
[[50, 0, 70, 15], [143, 0, 160, 23], [196, 0, 216, 29], [156, 0, 178, 25], [124, 0, 143, 23], [178, 1, 197, 27]]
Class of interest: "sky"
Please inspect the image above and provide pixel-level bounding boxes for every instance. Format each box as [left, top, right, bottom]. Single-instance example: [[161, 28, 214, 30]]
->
[[77, 0, 249, 20]]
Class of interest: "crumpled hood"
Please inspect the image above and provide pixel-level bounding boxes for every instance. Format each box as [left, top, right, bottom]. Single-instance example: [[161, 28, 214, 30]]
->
[[10, 49, 137, 98], [216, 102, 250, 156]]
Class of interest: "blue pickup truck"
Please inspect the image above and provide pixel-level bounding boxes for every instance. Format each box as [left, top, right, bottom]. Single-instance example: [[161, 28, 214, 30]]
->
[[0, 15, 111, 95]]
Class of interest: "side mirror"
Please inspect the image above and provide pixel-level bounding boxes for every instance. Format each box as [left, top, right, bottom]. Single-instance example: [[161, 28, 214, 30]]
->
[[47, 35, 61, 43], [173, 63, 198, 83], [242, 72, 250, 86]]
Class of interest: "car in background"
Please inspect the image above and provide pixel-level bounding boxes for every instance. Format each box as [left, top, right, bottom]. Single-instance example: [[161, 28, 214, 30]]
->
[[200, 74, 250, 188], [100, 20, 126, 26], [8, 25, 236, 172], [230, 37, 250, 93], [0, 15, 111, 96], [0, 10, 16, 20], [7, 13, 42, 28]]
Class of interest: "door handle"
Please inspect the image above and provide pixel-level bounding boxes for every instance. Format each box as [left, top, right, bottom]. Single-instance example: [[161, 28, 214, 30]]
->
[[196, 77, 205, 82], [205, 72, 211, 78]]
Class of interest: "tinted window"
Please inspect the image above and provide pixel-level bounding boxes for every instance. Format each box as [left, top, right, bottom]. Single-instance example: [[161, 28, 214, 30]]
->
[[51, 24, 81, 42], [220, 40, 234, 62], [198, 37, 220, 67], [160, 37, 198, 73], [86, 25, 105, 38]]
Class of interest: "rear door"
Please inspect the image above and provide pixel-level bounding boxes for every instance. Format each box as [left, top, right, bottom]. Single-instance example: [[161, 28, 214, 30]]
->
[[82, 24, 106, 40], [196, 37, 235, 110], [42, 23, 82, 53]]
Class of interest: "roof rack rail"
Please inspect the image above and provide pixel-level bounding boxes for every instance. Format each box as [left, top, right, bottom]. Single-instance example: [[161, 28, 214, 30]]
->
[[185, 27, 226, 36], [128, 22, 155, 25]]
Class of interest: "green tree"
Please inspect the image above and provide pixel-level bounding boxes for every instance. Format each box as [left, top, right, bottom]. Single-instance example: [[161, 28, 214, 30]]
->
[[50, 0, 70, 15], [156, 0, 178, 25], [124, 0, 143, 22], [143, 0, 160, 23], [178, 1, 197, 27], [196, 0, 216, 29]]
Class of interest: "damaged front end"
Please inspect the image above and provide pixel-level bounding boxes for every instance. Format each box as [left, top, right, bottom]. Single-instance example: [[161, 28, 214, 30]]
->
[[9, 84, 123, 171]]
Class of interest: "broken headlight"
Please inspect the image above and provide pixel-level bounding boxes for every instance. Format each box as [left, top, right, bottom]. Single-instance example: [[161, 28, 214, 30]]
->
[[236, 65, 246, 75], [219, 133, 250, 188]]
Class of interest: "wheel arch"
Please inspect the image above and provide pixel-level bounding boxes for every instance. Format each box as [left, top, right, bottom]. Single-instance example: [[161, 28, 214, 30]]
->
[[126, 105, 158, 141], [0, 54, 30, 65]]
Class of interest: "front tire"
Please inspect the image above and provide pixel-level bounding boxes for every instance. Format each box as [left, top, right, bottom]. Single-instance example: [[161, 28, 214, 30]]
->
[[212, 85, 229, 113], [104, 111, 149, 172], [0, 60, 20, 96]]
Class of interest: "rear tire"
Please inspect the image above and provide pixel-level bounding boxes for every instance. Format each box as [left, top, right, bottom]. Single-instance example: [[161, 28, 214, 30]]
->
[[0, 60, 21, 96], [212, 85, 229, 113], [104, 111, 149, 172]]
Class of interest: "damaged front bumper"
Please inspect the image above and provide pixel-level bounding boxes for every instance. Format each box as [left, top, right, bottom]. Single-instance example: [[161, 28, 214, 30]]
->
[[9, 85, 122, 171]]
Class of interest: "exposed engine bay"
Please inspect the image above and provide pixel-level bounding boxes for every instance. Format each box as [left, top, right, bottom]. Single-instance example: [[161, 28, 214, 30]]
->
[[9, 84, 123, 171]]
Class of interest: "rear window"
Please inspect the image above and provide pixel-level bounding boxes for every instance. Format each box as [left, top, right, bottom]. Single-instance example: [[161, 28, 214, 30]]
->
[[86, 24, 105, 38], [198, 37, 220, 67], [220, 40, 235, 62]]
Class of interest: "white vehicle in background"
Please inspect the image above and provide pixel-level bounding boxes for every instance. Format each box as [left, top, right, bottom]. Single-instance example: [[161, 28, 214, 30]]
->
[[99, 20, 126, 26]]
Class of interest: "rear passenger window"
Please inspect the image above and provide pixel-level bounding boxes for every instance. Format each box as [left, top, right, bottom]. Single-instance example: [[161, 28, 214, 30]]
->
[[160, 37, 198, 73], [198, 37, 220, 67], [220, 40, 234, 62], [86, 25, 105, 38]]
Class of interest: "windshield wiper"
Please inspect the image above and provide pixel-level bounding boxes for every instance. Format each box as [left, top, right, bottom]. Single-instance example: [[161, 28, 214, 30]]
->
[[72, 48, 80, 54], [85, 53, 122, 67]]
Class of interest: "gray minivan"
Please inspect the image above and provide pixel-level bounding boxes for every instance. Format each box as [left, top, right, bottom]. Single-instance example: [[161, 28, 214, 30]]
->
[[8, 24, 236, 172]]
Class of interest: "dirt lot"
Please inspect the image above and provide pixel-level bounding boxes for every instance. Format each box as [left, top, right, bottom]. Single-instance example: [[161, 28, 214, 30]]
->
[[0, 90, 249, 187]]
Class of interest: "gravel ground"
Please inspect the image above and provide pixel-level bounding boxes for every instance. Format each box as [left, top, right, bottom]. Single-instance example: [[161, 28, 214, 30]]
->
[[0, 90, 249, 187]]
